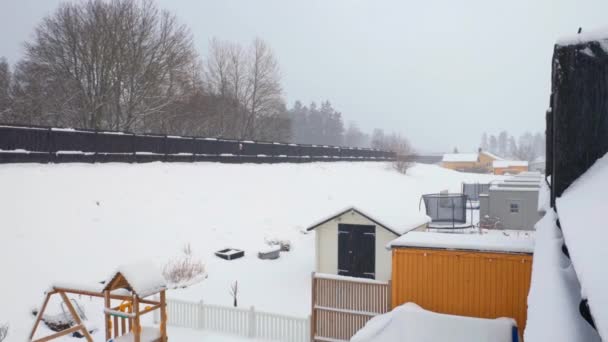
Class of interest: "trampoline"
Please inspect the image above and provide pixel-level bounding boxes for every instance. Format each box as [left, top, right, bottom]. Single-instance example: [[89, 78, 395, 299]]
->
[[420, 193, 473, 229]]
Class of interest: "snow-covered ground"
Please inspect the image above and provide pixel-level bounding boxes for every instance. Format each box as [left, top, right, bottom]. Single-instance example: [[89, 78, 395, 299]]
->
[[0, 161, 500, 341]]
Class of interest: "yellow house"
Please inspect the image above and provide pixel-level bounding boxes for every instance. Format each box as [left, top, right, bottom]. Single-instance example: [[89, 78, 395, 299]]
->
[[442, 150, 502, 173]]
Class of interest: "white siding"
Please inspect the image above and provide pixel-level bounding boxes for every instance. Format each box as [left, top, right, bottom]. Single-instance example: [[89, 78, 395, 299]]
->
[[313, 210, 397, 282]]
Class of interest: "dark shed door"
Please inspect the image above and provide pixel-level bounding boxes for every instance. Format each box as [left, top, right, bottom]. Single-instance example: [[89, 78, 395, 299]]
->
[[338, 224, 375, 279]]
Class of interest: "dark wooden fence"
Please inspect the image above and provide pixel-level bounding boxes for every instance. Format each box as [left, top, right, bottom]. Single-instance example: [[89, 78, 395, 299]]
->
[[548, 40, 608, 206], [0, 124, 395, 164]]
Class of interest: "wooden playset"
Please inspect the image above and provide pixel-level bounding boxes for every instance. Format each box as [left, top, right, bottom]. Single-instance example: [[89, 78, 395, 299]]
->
[[29, 262, 168, 342]]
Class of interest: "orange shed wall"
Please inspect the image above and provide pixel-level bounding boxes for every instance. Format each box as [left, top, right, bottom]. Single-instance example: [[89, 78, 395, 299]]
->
[[391, 248, 532, 334]]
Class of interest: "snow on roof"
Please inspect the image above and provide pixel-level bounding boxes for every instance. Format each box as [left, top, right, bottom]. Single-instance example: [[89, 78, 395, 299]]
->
[[493, 160, 529, 168], [106, 261, 167, 298], [557, 26, 608, 48], [351, 302, 516, 342], [442, 153, 479, 163], [306, 206, 430, 236], [523, 210, 601, 342], [388, 230, 534, 253], [480, 150, 504, 161], [556, 152, 608, 340]]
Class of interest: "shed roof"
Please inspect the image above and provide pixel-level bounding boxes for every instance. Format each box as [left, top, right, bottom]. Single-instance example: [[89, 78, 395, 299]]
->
[[104, 261, 167, 298], [442, 153, 479, 163], [387, 230, 534, 253], [306, 206, 430, 236], [556, 152, 608, 340]]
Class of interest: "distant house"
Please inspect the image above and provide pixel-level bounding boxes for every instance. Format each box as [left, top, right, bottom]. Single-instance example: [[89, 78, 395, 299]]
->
[[306, 207, 429, 282], [493, 160, 529, 175], [441, 149, 502, 173], [529, 157, 545, 173]]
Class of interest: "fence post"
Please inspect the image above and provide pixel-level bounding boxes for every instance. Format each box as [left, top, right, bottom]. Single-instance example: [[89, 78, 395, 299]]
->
[[153, 295, 160, 324], [131, 132, 137, 163], [248, 306, 256, 338], [198, 300, 205, 330], [47, 127, 53, 164], [310, 272, 316, 342]]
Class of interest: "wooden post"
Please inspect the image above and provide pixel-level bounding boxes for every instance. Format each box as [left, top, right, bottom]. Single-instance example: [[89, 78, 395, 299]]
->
[[160, 290, 167, 342], [29, 292, 53, 340], [310, 272, 316, 342], [133, 295, 141, 342], [104, 290, 112, 341]]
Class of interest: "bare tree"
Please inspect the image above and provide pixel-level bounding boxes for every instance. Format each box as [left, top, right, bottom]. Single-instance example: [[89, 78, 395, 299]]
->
[[245, 39, 283, 139], [0, 323, 8, 342], [0, 58, 11, 120], [19, 0, 197, 131], [229, 281, 239, 307]]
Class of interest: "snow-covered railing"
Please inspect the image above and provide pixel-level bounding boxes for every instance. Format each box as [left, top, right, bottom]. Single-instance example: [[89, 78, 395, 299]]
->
[[311, 272, 391, 342], [160, 298, 310, 342]]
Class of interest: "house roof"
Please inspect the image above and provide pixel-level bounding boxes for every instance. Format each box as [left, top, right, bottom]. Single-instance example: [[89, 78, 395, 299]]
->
[[556, 152, 608, 340], [306, 206, 430, 236], [480, 150, 504, 161], [442, 153, 479, 163], [493, 160, 529, 168], [104, 261, 167, 298], [351, 302, 516, 342], [387, 230, 534, 253]]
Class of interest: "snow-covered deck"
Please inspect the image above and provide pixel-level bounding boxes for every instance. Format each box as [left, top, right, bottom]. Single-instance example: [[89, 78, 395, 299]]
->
[[351, 303, 516, 342], [556, 152, 608, 340]]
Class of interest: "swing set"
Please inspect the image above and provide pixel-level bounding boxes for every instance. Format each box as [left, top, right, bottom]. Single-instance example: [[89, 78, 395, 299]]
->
[[29, 262, 168, 342]]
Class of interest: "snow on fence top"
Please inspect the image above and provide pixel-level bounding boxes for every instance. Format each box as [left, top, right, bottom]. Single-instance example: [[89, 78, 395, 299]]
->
[[557, 26, 608, 48], [105, 261, 167, 298], [388, 230, 534, 253], [442, 153, 478, 163], [493, 160, 529, 168], [556, 152, 608, 340], [351, 302, 516, 342]]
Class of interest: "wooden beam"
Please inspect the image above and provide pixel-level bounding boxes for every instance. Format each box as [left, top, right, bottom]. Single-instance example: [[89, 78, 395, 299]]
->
[[133, 295, 141, 342], [31, 324, 85, 342], [29, 292, 54, 341], [52, 287, 159, 305], [104, 290, 112, 341]]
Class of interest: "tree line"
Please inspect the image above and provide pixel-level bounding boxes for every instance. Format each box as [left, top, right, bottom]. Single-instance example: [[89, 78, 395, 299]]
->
[[0, 0, 408, 151], [480, 131, 545, 162]]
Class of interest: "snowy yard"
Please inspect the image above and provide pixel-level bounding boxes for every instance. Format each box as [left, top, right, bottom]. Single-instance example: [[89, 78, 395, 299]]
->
[[0, 161, 500, 341]]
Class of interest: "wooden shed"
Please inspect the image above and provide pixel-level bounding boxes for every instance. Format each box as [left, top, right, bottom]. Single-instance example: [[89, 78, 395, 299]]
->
[[307, 207, 429, 281], [387, 230, 534, 335]]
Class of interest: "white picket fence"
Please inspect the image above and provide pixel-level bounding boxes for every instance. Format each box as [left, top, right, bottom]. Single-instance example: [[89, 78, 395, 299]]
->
[[159, 299, 311, 342]]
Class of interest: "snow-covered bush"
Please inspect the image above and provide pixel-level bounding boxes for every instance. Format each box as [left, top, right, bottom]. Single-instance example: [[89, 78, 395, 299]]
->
[[163, 244, 206, 288], [0, 324, 8, 342], [265, 237, 291, 252]]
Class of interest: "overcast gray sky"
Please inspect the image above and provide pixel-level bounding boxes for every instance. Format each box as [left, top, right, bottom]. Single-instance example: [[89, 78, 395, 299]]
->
[[2, 0, 608, 152]]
